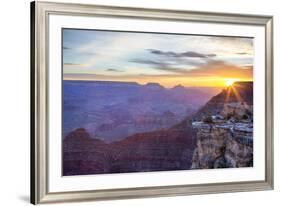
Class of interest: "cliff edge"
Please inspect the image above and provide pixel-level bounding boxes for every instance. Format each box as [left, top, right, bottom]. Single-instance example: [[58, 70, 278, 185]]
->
[[191, 82, 253, 169]]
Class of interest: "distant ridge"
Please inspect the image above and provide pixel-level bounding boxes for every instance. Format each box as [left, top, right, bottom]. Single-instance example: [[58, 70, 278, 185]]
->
[[144, 82, 165, 89], [64, 79, 230, 89], [64, 79, 171, 88], [173, 84, 184, 89], [64, 79, 140, 86]]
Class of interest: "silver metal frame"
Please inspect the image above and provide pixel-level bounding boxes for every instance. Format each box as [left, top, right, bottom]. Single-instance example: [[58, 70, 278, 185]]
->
[[30, 1, 274, 204]]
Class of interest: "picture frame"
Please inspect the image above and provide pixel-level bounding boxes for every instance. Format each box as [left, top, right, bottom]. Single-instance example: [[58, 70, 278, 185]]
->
[[30, 1, 274, 204]]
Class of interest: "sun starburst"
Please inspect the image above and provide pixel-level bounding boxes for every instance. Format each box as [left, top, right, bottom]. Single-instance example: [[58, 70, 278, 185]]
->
[[225, 79, 235, 87]]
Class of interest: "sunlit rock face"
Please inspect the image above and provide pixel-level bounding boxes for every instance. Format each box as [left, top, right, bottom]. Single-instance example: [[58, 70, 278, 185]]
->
[[191, 100, 253, 169], [221, 102, 253, 121], [192, 82, 253, 121]]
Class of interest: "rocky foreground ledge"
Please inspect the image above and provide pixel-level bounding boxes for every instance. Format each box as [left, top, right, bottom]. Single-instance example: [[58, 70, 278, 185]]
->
[[191, 102, 253, 169]]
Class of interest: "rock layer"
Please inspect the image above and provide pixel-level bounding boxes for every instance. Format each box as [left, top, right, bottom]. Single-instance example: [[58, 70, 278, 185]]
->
[[191, 101, 253, 169]]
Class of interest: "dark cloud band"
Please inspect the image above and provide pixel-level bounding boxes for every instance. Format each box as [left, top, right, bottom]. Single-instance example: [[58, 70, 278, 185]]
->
[[106, 68, 123, 72], [148, 49, 216, 58]]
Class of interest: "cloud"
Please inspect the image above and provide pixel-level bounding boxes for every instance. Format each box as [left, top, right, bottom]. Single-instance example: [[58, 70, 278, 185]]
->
[[130, 58, 252, 79], [130, 57, 203, 68], [130, 59, 164, 66], [145, 61, 253, 79], [185, 60, 253, 79], [148, 49, 216, 58], [63, 58, 252, 89], [63, 46, 71, 50], [63, 61, 252, 80], [106, 68, 123, 72], [129, 58, 188, 74], [236, 52, 250, 55], [130, 57, 205, 74], [63, 63, 87, 67]]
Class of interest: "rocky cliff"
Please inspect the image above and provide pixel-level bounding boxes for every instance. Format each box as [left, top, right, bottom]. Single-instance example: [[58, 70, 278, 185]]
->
[[190, 82, 253, 169], [192, 81, 253, 121]]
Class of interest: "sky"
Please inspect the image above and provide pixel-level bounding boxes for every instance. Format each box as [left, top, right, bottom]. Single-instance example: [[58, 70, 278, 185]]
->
[[63, 29, 254, 88]]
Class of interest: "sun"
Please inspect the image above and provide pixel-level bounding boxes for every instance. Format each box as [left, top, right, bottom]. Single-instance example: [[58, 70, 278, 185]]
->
[[225, 79, 235, 87]]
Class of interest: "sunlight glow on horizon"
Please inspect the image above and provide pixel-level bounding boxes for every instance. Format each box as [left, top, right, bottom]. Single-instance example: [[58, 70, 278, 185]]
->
[[225, 79, 236, 87], [63, 74, 252, 88]]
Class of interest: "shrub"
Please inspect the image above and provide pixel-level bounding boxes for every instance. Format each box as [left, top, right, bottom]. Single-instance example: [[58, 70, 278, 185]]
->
[[242, 114, 249, 120], [203, 116, 213, 124], [226, 113, 232, 120]]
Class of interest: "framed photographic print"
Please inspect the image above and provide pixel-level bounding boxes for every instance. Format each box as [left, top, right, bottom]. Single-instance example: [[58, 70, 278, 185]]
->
[[30, 1, 274, 204]]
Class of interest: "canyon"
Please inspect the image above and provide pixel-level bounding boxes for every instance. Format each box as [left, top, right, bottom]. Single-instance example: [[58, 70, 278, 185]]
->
[[63, 80, 220, 142], [63, 81, 253, 175]]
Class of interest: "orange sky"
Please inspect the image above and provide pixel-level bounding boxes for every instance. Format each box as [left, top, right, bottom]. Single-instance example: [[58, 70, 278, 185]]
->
[[64, 64, 253, 88]]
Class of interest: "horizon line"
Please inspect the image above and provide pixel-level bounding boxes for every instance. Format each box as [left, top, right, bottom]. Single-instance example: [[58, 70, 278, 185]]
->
[[63, 79, 253, 89]]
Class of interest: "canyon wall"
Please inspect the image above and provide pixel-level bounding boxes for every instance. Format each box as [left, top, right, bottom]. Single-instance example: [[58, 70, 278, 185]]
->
[[191, 102, 253, 169]]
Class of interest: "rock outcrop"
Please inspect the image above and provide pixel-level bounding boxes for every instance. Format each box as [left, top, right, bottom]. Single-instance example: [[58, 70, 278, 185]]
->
[[192, 81, 253, 121], [63, 128, 112, 175], [191, 101, 253, 169]]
